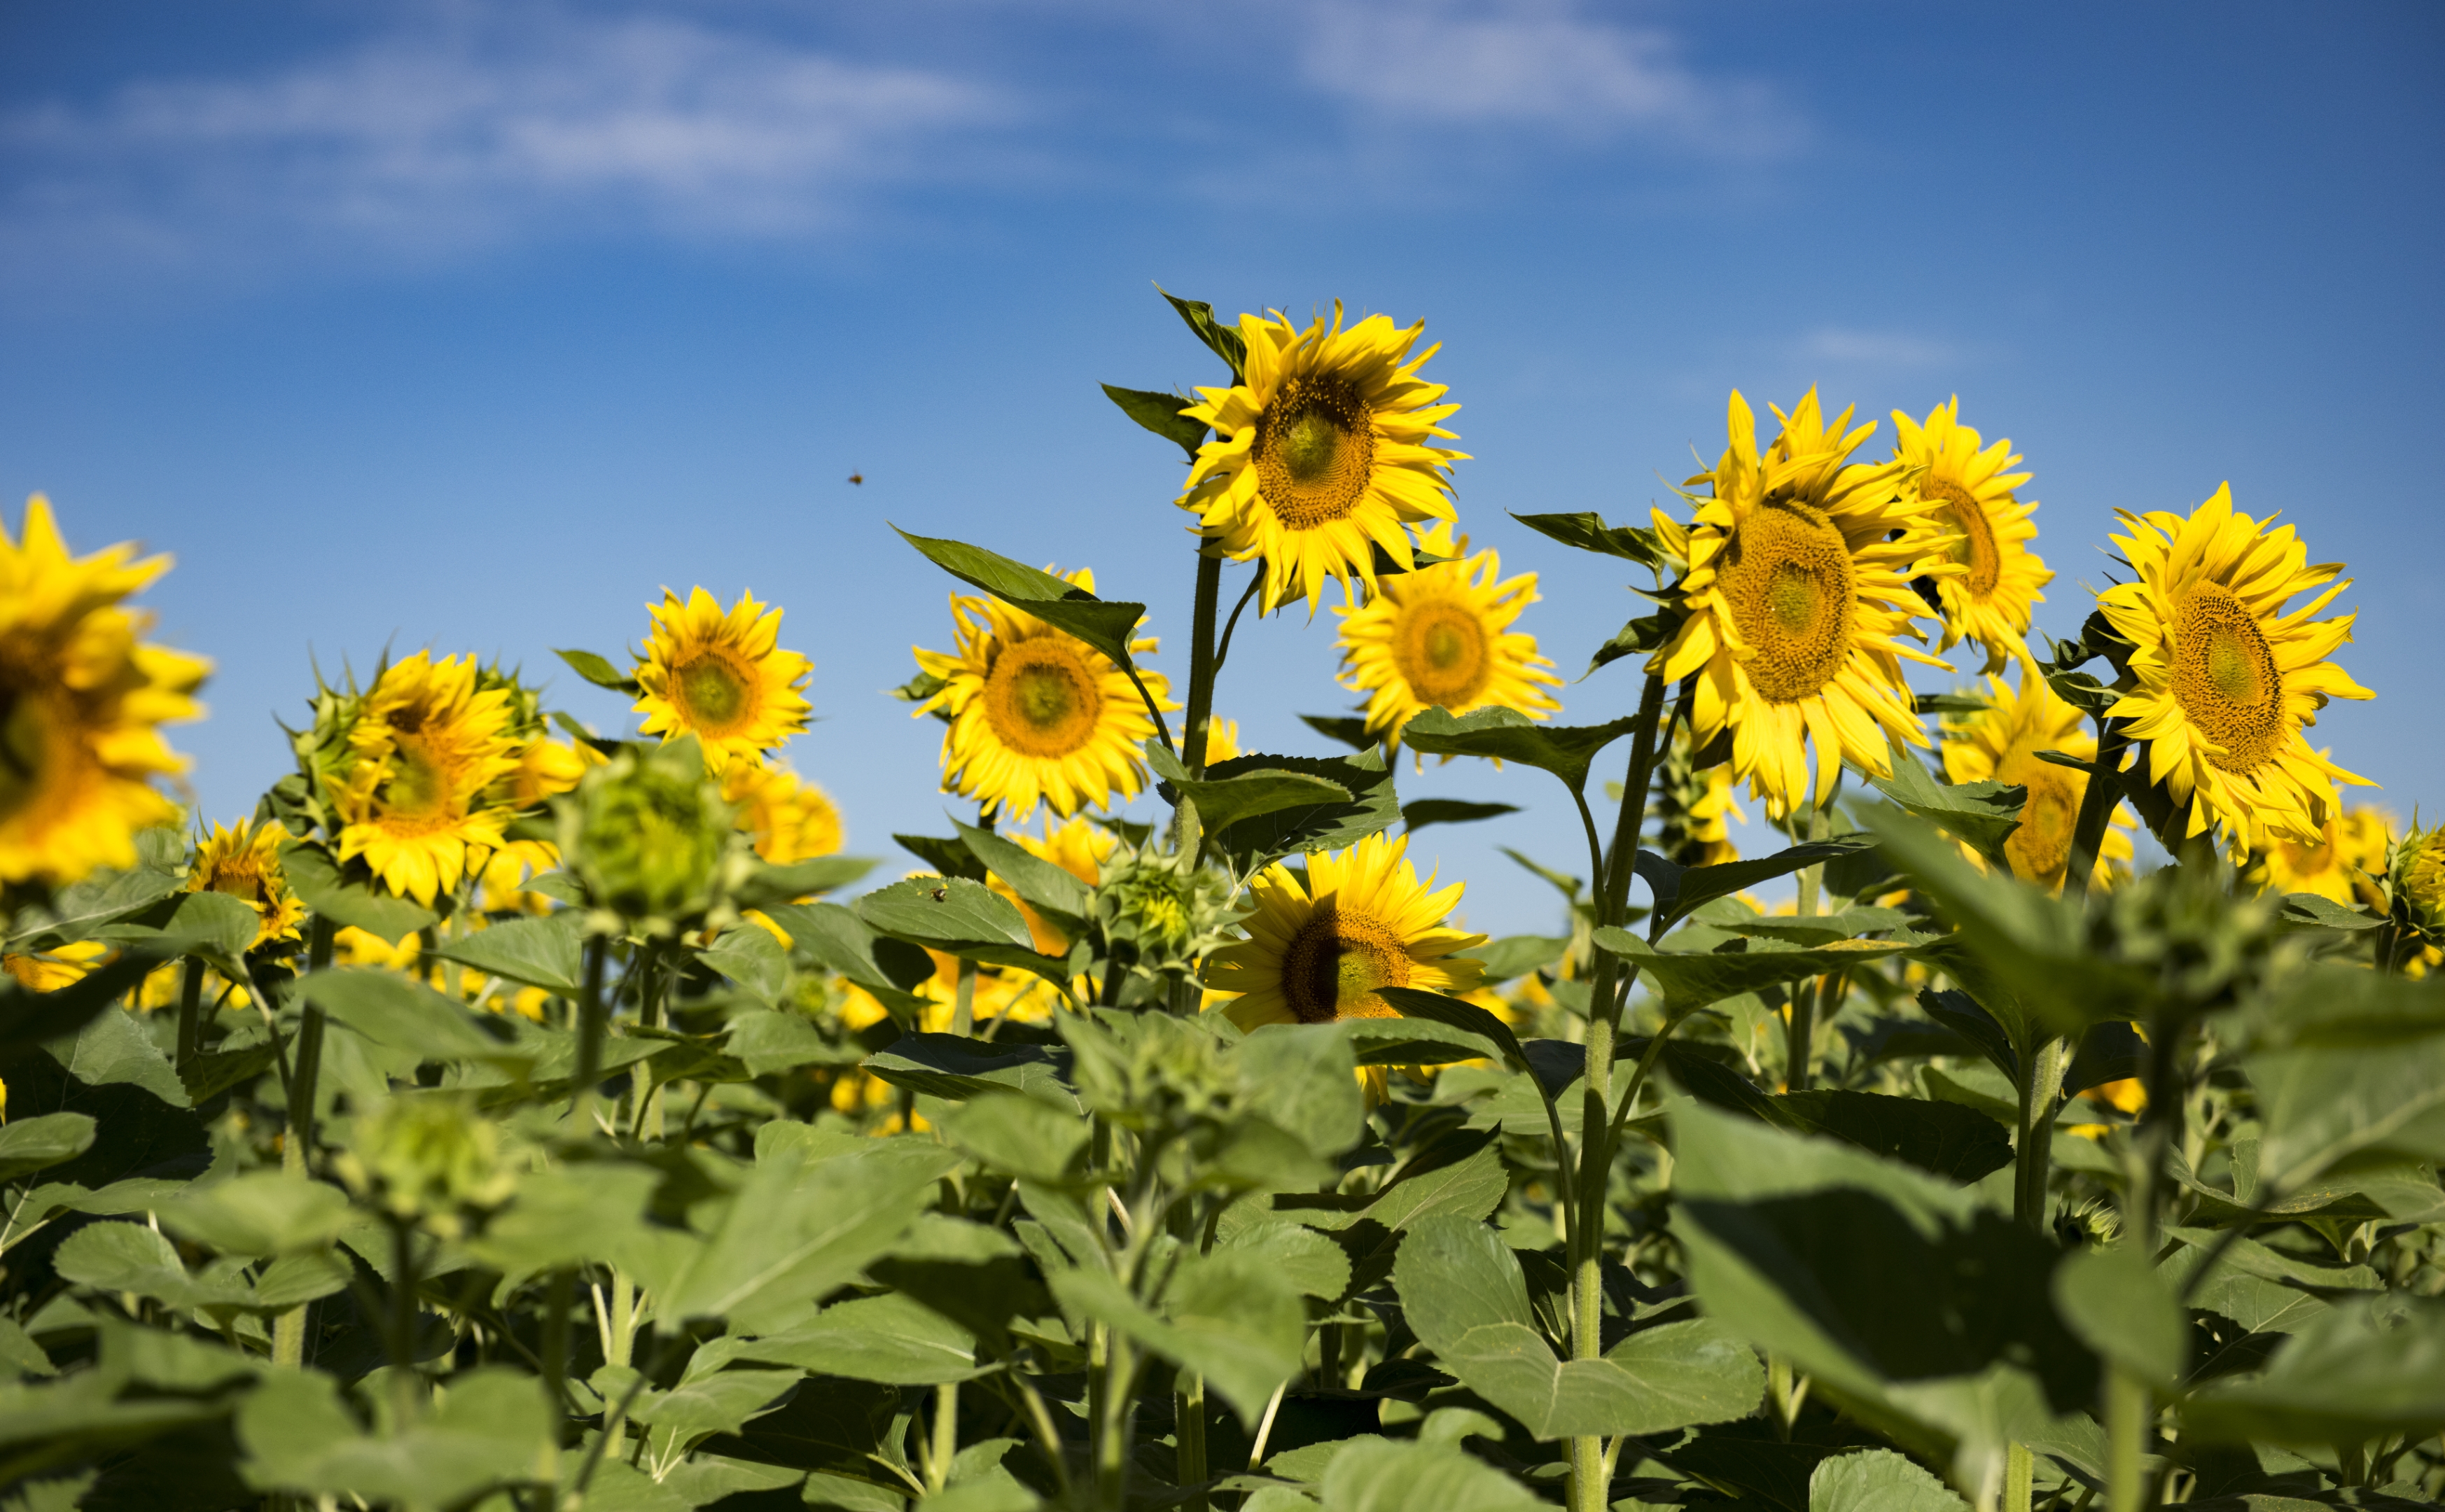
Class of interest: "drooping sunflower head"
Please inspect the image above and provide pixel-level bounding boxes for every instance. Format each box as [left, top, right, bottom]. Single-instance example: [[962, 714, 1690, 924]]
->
[[2391, 818, 2445, 937], [910, 568, 1173, 822], [1940, 667, 2133, 892], [0, 496, 208, 888], [1201, 830, 1486, 1030], [1892, 399, 2052, 673], [634, 587, 813, 771], [1335, 546, 1562, 751], [1178, 305, 1467, 614], [326, 651, 523, 906], [188, 818, 307, 949], [2246, 801, 2392, 909], [720, 759, 844, 866], [1648, 390, 1952, 818], [2097, 484, 2374, 848]]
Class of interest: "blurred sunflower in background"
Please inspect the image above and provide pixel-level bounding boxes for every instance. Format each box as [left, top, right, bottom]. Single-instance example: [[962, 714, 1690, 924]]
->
[[0, 496, 207, 888], [1891, 399, 2050, 673], [2247, 802, 2390, 908], [2097, 484, 2372, 847], [1201, 717, 1241, 765], [1649, 729, 1746, 868], [1941, 667, 2132, 891], [911, 567, 1171, 821], [1335, 526, 1561, 750], [721, 760, 844, 865], [188, 818, 306, 949], [1178, 305, 1465, 614], [1203, 830, 1485, 1030], [634, 587, 812, 771], [328, 652, 521, 906], [1649, 391, 1951, 818]]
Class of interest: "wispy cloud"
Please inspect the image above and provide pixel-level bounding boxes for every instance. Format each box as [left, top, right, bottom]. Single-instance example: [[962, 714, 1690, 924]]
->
[[0, 10, 1006, 281], [1795, 326, 1963, 371], [1289, 0, 1797, 155]]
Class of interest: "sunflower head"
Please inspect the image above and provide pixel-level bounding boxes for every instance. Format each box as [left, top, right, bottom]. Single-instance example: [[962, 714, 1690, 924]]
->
[[2247, 802, 2392, 910], [1178, 305, 1467, 614], [1891, 399, 2052, 673], [1940, 668, 2133, 892], [562, 736, 741, 933], [910, 568, 1173, 822], [720, 759, 844, 867], [333, 1092, 515, 1237], [318, 651, 524, 906], [1649, 391, 1951, 818], [1201, 830, 1486, 1030], [188, 818, 307, 950], [1096, 842, 1240, 993], [0, 496, 208, 890], [1335, 545, 1562, 751], [2097, 484, 2374, 848], [2392, 818, 2445, 937], [634, 587, 813, 771]]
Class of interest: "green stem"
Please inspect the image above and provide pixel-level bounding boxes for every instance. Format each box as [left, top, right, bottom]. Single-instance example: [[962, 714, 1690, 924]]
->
[[2063, 720, 2132, 904], [2005, 1440, 2035, 1512], [389, 1217, 421, 1427], [2014, 1036, 2070, 1231], [926, 1382, 958, 1493], [272, 915, 335, 1369], [1175, 1371, 1208, 1512], [572, 934, 609, 1135], [543, 1266, 575, 1417], [2103, 1368, 2147, 1512], [1785, 804, 1828, 1091], [173, 957, 204, 1071], [1183, 550, 1222, 778], [953, 958, 977, 1036]]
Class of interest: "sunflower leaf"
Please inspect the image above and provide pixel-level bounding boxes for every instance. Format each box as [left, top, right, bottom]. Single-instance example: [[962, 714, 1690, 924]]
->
[[552, 647, 641, 696], [1195, 750, 1400, 867], [1511, 510, 1668, 570], [951, 818, 1092, 925], [1150, 746, 1355, 855], [0, 953, 162, 1060], [426, 913, 585, 995], [1402, 799, 1519, 834], [1866, 748, 2025, 869], [1637, 837, 1876, 934], [1100, 384, 1207, 463], [1593, 928, 1908, 1009], [1586, 610, 1680, 678], [279, 840, 438, 945], [1375, 986, 1526, 1072], [1400, 706, 1639, 795], [893, 833, 985, 883], [1299, 713, 1379, 752], [856, 876, 1034, 953], [1154, 286, 1248, 381], [892, 528, 1150, 677], [732, 855, 877, 908]]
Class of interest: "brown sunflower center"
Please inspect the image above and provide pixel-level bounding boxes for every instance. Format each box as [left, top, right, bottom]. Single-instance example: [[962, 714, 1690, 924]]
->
[[207, 854, 269, 905], [1254, 375, 1376, 530], [675, 653, 754, 734], [1392, 601, 1491, 708], [1998, 742, 2082, 886], [982, 639, 1104, 758], [0, 681, 45, 821], [1718, 501, 1856, 704], [1921, 475, 2000, 598], [2169, 583, 2283, 774], [1279, 901, 1412, 1023]]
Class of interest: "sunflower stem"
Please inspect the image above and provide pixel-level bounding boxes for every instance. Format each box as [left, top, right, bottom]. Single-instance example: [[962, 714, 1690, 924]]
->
[[2014, 1034, 2070, 1231], [1183, 550, 1222, 778], [1785, 804, 1828, 1091], [174, 955, 204, 1071], [2063, 720, 2132, 905], [272, 913, 336, 1369], [572, 934, 610, 1137], [953, 957, 977, 1036]]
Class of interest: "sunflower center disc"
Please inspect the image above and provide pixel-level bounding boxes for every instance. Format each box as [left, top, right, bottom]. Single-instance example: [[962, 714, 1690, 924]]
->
[[984, 641, 1103, 758], [383, 741, 453, 820], [0, 685, 46, 820], [1255, 376, 1377, 530], [1999, 741, 2080, 884], [1922, 476, 2001, 598], [1394, 603, 1491, 707], [211, 857, 268, 905], [677, 656, 751, 733], [2170, 583, 2283, 773], [1279, 903, 1412, 1023], [1719, 502, 1856, 704]]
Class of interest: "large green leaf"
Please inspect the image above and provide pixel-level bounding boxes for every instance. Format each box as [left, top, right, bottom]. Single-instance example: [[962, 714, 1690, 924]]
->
[[554, 646, 642, 695], [1510, 510, 1667, 570], [2183, 1294, 2445, 1445], [464, 1163, 664, 1284], [158, 1172, 354, 1257], [942, 1092, 1092, 1184], [697, 923, 790, 1007], [1155, 286, 1248, 379], [1374, 986, 1525, 1070], [733, 855, 878, 908], [1867, 750, 2026, 869], [1809, 1450, 1970, 1512], [2245, 967, 2445, 1196], [3, 839, 186, 949], [1101, 383, 1207, 461], [0, 952, 162, 1060], [952, 818, 1092, 923], [1218, 1219, 1353, 1303], [856, 876, 1035, 953], [1150, 744, 1353, 850], [2052, 1244, 2187, 1386], [427, 913, 583, 994], [1234, 1023, 1365, 1161], [1671, 1102, 2094, 1494], [1634, 838, 1879, 936], [732, 1293, 981, 1385], [894, 528, 1150, 680], [1316, 1437, 1540, 1511], [1202, 750, 1401, 866], [46, 1004, 190, 1107], [865, 1033, 1079, 1111], [279, 841, 438, 944], [93, 890, 260, 976], [1774, 1089, 2015, 1184], [295, 968, 524, 1065], [1402, 799, 1519, 834], [1400, 707, 1637, 794], [53, 1221, 252, 1313], [238, 1365, 554, 1504], [1050, 1249, 1305, 1427], [1594, 929, 1907, 1009], [1391, 1214, 1761, 1437], [0, 1112, 95, 1182], [758, 901, 933, 1017]]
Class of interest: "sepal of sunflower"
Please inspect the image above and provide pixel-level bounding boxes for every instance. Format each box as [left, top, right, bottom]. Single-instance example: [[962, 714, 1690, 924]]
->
[[1092, 843, 1242, 992], [2389, 819, 2445, 938], [557, 735, 748, 939], [330, 1091, 517, 1239]]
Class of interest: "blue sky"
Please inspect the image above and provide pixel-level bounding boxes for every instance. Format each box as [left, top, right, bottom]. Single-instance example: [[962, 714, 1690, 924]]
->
[[4, 1, 2439, 937]]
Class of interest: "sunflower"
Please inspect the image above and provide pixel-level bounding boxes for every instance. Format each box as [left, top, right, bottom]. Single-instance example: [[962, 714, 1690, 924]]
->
[[0, 496, 208, 888], [2247, 802, 2391, 909], [989, 816, 1116, 954], [1203, 718, 1242, 766], [2, 938, 111, 992], [188, 819, 307, 950], [1335, 533, 1562, 749], [2096, 484, 2372, 846], [1178, 305, 1465, 614], [1649, 391, 1953, 818], [721, 760, 844, 866], [1891, 400, 2051, 673], [330, 652, 523, 906], [1941, 667, 2134, 892], [1201, 830, 1486, 1030], [634, 588, 813, 771], [911, 567, 1172, 822]]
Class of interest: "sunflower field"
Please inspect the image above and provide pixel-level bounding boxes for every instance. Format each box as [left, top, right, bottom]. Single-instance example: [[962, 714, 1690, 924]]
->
[[4, 291, 2443, 1512]]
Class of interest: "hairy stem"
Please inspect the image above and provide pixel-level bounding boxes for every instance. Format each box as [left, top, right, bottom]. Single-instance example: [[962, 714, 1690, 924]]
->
[[272, 915, 336, 1369], [1183, 550, 1222, 777], [2014, 1036, 2070, 1230], [173, 956, 204, 1071]]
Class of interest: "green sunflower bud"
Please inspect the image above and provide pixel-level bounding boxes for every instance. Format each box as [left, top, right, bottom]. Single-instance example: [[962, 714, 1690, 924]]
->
[[559, 735, 742, 934], [1094, 844, 1239, 995], [333, 1093, 515, 1236], [2392, 819, 2445, 936]]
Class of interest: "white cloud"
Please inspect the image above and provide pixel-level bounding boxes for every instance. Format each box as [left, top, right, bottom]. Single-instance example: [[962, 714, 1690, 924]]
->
[[0, 11, 1006, 275], [1796, 326, 1961, 370], [1289, 0, 1796, 153]]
